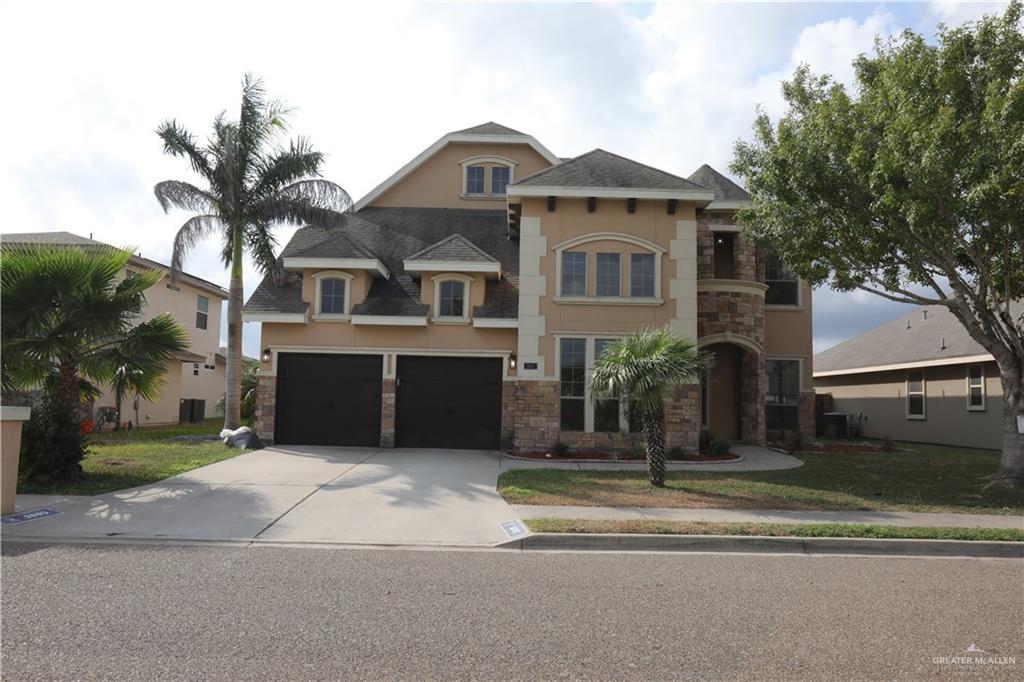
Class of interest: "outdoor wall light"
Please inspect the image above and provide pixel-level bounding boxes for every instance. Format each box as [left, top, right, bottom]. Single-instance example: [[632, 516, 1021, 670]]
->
[[261, 348, 272, 363], [509, 354, 517, 371]]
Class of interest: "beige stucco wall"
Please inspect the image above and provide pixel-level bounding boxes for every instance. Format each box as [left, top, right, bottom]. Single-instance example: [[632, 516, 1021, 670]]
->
[[371, 141, 552, 209], [530, 196, 694, 373], [813, 360, 1003, 450], [764, 282, 814, 388]]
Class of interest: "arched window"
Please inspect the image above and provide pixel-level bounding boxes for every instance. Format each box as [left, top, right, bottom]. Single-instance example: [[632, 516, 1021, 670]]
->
[[431, 273, 473, 321], [553, 233, 665, 301], [312, 271, 354, 319], [460, 156, 518, 197]]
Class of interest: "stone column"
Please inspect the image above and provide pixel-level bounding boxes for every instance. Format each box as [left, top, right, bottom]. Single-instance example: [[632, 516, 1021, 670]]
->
[[254, 375, 276, 442], [740, 351, 766, 443], [799, 390, 816, 443], [665, 383, 700, 452], [380, 379, 396, 448]]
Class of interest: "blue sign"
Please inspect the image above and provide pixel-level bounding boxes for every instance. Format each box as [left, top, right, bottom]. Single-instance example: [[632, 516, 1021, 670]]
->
[[1, 508, 60, 525], [500, 520, 527, 538]]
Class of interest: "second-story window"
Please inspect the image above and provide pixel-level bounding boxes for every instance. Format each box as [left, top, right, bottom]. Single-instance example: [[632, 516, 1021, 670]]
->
[[438, 280, 466, 317], [196, 295, 209, 330], [631, 253, 655, 297], [465, 166, 485, 194], [491, 166, 510, 194], [319, 278, 346, 315], [765, 251, 799, 306], [561, 251, 587, 296], [596, 253, 620, 297], [967, 365, 985, 411], [714, 233, 735, 279]]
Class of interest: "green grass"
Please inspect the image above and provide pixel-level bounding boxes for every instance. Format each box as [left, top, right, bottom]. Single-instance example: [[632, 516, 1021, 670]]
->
[[19, 419, 238, 496], [523, 518, 1024, 542], [499, 443, 1024, 515]]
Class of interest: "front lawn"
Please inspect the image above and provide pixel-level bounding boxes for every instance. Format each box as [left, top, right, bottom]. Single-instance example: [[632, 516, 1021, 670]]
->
[[499, 443, 1024, 515], [18, 418, 238, 496], [523, 518, 1024, 542]]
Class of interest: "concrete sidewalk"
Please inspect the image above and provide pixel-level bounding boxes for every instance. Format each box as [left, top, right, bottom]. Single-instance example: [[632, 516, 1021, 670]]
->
[[512, 504, 1024, 529]]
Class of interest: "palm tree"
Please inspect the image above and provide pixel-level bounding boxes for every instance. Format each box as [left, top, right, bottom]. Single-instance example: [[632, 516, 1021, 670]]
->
[[589, 327, 714, 487], [154, 74, 352, 430], [1, 246, 189, 479], [215, 359, 259, 425]]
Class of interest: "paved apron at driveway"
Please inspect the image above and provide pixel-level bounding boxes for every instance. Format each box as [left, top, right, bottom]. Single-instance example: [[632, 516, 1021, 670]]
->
[[3, 445, 801, 547]]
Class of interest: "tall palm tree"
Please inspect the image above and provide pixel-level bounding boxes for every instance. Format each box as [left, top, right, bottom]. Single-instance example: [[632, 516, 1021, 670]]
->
[[154, 74, 351, 430], [589, 327, 714, 486], [1, 245, 189, 479]]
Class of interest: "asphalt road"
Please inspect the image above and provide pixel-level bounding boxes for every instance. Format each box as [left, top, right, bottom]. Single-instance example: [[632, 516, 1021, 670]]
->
[[2, 542, 1021, 681]]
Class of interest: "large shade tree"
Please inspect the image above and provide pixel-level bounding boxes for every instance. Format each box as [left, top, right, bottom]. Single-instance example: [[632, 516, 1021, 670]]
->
[[154, 74, 351, 430], [732, 2, 1024, 487], [1, 246, 189, 479], [589, 327, 714, 486]]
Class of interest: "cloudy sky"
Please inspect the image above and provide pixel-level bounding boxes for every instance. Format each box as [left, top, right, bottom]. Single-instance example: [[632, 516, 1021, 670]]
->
[[0, 1, 1006, 357]]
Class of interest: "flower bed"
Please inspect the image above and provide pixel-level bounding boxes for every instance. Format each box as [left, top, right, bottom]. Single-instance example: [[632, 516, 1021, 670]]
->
[[511, 450, 740, 462]]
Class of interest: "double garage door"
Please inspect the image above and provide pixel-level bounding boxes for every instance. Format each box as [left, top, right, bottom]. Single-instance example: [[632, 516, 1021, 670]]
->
[[275, 353, 502, 449]]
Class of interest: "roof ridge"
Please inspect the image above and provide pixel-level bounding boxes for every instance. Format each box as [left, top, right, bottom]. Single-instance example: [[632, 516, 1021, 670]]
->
[[510, 148, 705, 191]]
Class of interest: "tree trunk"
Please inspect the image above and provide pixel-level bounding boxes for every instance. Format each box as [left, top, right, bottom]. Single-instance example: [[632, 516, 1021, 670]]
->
[[996, 364, 1024, 487], [54, 355, 79, 416], [114, 390, 122, 431], [643, 410, 667, 487], [223, 229, 244, 430]]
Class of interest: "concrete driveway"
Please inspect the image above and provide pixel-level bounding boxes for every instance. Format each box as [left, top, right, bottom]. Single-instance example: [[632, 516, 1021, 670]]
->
[[3, 444, 800, 547]]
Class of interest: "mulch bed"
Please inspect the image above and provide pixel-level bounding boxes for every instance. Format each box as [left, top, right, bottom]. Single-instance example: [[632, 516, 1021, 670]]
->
[[512, 450, 741, 462]]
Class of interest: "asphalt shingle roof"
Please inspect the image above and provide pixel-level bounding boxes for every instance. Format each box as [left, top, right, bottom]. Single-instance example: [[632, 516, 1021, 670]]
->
[[511, 149, 708, 192], [405, 233, 499, 264], [687, 164, 750, 202], [813, 304, 1020, 373], [244, 208, 518, 319], [450, 122, 524, 136]]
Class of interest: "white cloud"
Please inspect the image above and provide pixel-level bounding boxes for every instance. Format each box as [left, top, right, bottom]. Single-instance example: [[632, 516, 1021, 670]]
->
[[0, 1, 961, 355]]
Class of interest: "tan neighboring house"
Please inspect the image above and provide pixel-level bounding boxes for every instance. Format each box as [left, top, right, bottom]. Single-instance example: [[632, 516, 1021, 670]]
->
[[244, 122, 815, 451], [814, 305, 1010, 450], [0, 231, 228, 427]]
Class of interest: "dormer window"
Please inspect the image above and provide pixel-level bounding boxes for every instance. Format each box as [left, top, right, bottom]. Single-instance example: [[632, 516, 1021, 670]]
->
[[431, 273, 473, 323], [312, 271, 354, 320], [460, 156, 517, 198]]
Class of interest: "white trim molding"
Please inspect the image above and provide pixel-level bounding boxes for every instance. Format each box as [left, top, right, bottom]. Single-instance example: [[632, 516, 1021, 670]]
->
[[311, 270, 354, 321], [707, 223, 742, 233], [460, 154, 517, 197], [354, 132, 560, 210], [241, 311, 309, 324], [965, 364, 986, 412], [553, 296, 663, 306], [404, 260, 501, 277], [698, 279, 768, 298], [0, 406, 31, 421], [507, 185, 715, 203], [813, 353, 995, 378], [282, 257, 389, 279], [260, 345, 514, 379], [430, 272, 473, 321], [516, 216, 548, 379], [906, 369, 927, 420], [698, 332, 763, 356], [350, 315, 428, 326], [706, 200, 751, 211], [473, 318, 518, 329], [553, 232, 665, 301]]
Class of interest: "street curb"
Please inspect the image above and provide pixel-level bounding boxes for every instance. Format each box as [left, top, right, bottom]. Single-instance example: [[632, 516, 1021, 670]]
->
[[498, 533, 1024, 558]]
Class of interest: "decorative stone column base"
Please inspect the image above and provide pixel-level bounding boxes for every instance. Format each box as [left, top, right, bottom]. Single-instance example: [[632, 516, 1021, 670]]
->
[[255, 375, 276, 442], [380, 379, 396, 448]]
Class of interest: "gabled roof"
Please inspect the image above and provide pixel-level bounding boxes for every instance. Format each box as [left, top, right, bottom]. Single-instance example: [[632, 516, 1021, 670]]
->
[[353, 124, 560, 211], [281, 222, 381, 261], [508, 149, 715, 201], [405, 233, 498, 263], [450, 121, 524, 136], [813, 304, 1020, 376], [688, 164, 750, 204], [1, 230, 228, 298]]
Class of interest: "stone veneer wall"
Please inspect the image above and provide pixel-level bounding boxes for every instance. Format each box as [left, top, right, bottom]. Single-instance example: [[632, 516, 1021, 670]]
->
[[380, 379, 396, 447], [255, 375, 276, 441], [696, 214, 757, 281], [799, 390, 816, 443], [740, 351, 766, 443], [697, 291, 766, 348], [505, 380, 701, 454]]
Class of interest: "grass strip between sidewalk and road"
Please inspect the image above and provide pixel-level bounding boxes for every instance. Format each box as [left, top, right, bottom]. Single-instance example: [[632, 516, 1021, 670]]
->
[[499, 443, 1024, 515], [522, 518, 1024, 542]]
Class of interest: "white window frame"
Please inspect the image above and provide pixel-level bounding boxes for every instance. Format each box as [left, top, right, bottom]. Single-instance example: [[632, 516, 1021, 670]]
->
[[559, 251, 588, 297], [196, 295, 209, 330], [595, 252, 621, 297], [630, 252, 656, 298], [966, 364, 986, 412], [764, 250, 802, 309], [555, 334, 633, 433], [312, 271, 354, 321], [906, 370, 926, 420], [553, 233, 664, 303], [430, 273, 472, 324], [460, 155, 517, 197]]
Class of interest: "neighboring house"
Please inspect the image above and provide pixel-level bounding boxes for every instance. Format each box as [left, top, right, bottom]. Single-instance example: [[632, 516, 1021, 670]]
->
[[244, 122, 815, 451], [0, 231, 228, 427], [813, 305, 1011, 450]]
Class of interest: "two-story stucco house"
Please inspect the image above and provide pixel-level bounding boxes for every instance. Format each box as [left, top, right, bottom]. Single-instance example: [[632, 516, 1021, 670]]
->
[[0, 231, 228, 427], [244, 123, 814, 451]]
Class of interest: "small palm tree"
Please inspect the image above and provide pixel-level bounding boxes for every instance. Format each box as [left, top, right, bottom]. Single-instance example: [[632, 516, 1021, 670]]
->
[[154, 74, 352, 430], [1, 246, 189, 479], [589, 327, 714, 487]]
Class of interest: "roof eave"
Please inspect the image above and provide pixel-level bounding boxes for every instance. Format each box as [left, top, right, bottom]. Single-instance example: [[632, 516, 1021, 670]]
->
[[281, 257, 390, 279], [705, 200, 751, 211], [403, 260, 502, 278], [241, 310, 310, 324], [507, 186, 715, 204], [813, 353, 995, 377]]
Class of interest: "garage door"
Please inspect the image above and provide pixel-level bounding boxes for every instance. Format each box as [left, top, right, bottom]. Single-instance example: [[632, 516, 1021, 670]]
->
[[395, 356, 503, 450], [275, 353, 382, 446]]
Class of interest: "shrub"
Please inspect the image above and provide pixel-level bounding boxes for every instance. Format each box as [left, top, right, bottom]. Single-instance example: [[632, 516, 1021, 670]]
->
[[667, 446, 687, 461], [550, 440, 569, 457], [698, 428, 714, 453], [707, 438, 731, 457], [881, 434, 894, 453], [19, 396, 88, 483]]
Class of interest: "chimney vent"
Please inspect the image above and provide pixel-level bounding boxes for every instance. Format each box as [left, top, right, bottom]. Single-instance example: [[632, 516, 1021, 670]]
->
[[906, 319, 911, 329], [922, 310, 928, 320], [940, 337, 947, 350]]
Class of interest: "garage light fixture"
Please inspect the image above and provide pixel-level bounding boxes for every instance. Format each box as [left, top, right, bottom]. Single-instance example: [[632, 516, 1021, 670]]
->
[[261, 348, 272, 363], [509, 354, 517, 371]]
